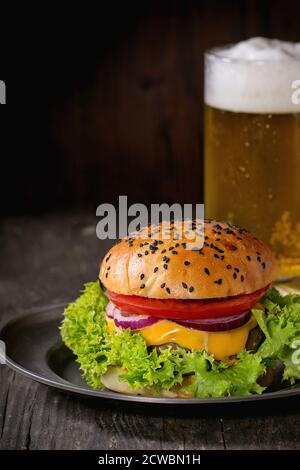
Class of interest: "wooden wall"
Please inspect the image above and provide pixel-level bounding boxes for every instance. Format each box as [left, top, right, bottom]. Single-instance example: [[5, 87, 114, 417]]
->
[[3, 0, 300, 213]]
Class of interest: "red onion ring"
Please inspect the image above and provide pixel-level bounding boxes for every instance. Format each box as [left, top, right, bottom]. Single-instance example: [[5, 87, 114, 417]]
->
[[175, 310, 251, 332], [105, 301, 115, 318], [106, 302, 251, 332], [105, 302, 158, 330]]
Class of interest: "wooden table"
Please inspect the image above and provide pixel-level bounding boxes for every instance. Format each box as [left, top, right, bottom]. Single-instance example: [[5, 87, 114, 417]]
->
[[0, 214, 299, 450]]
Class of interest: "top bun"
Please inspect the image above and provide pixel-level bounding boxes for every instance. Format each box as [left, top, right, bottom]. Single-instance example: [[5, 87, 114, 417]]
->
[[99, 220, 277, 299]]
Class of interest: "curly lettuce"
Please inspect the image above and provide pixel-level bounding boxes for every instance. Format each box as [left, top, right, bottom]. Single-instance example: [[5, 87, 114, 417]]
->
[[252, 288, 300, 383], [60, 282, 300, 398]]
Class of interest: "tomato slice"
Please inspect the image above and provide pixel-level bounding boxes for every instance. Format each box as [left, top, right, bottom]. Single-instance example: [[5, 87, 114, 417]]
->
[[106, 286, 269, 320]]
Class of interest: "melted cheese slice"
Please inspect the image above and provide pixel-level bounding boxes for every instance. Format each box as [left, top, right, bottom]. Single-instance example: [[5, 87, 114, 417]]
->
[[107, 316, 257, 361]]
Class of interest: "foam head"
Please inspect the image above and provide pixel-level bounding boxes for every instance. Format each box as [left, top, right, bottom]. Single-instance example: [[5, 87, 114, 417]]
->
[[205, 37, 300, 114]]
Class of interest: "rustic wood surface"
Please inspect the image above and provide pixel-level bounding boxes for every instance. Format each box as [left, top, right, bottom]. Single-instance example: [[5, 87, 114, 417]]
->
[[0, 214, 300, 450]]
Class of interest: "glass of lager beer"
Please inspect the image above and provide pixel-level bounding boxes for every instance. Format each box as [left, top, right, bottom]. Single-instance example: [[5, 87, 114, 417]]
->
[[204, 38, 300, 279]]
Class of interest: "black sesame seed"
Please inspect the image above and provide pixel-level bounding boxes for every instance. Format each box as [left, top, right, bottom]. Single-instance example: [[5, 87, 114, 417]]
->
[[256, 251, 261, 255], [163, 256, 170, 263], [233, 272, 237, 279], [158, 240, 164, 245], [161, 249, 167, 254], [234, 267, 240, 272], [153, 267, 158, 273], [226, 264, 232, 269], [163, 264, 168, 270], [204, 267, 210, 275], [172, 250, 178, 255], [137, 253, 142, 258], [229, 245, 237, 251], [262, 262, 266, 269], [140, 273, 145, 280], [189, 286, 194, 293], [105, 272, 108, 278], [105, 255, 111, 263], [182, 282, 188, 289], [257, 256, 261, 262], [214, 224, 222, 230], [153, 240, 159, 246], [214, 278, 222, 285], [184, 261, 190, 266], [139, 243, 144, 248], [166, 287, 171, 294], [241, 275, 245, 282], [213, 254, 220, 259], [175, 243, 180, 248], [140, 283, 145, 289], [149, 245, 158, 251], [216, 238, 221, 241], [246, 256, 251, 261], [168, 246, 174, 251], [107, 266, 111, 271], [161, 283, 165, 288], [220, 255, 225, 260], [144, 251, 149, 256], [181, 242, 187, 249]]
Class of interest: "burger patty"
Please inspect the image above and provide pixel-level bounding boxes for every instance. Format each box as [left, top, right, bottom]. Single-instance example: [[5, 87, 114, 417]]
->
[[245, 325, 265, 352], [148, 342, 190, 353]]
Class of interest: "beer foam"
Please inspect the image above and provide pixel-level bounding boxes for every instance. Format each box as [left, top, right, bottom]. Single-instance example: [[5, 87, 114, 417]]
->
[[205, 37, 300, 113]]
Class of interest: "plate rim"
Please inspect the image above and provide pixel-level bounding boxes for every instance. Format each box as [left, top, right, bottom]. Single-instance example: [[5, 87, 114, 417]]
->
[[1, 304, 300, 405]]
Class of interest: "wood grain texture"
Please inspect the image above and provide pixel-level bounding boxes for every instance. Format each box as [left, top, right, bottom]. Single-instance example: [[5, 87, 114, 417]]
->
[[4, 0, 300, 214], [0, 214, 300, 450]]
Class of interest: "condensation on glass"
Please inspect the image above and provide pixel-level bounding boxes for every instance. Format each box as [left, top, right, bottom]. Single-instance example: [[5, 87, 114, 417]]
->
[[204, 38, 300, 279]]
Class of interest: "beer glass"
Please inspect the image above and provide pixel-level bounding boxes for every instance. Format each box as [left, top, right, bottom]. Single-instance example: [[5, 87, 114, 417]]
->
[[204, 38, 300, 279]]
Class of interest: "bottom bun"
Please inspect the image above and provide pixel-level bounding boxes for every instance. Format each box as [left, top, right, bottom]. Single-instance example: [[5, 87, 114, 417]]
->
[[101, 367, 192, 398], [101, 362, 283, 398]]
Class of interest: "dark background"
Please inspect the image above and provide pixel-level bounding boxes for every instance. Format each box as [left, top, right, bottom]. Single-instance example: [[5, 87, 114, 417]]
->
[[1, 0, 300, 215]]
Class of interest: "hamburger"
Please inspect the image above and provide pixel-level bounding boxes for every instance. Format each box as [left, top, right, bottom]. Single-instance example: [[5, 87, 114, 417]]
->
[[61, 220, 300, 398]]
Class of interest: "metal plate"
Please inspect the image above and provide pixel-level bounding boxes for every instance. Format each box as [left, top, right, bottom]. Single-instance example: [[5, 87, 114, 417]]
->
[[1, 304, 300, 404]]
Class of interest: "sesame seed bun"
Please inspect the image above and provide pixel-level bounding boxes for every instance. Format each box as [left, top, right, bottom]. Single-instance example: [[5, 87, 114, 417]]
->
[[99, 220, 277, 299]]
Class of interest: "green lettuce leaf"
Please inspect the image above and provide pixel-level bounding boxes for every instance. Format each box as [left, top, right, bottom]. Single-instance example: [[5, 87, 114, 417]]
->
[[181, 350, 265, 397], [254, 288, 300, 383], [61, 282, 300, 397]]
